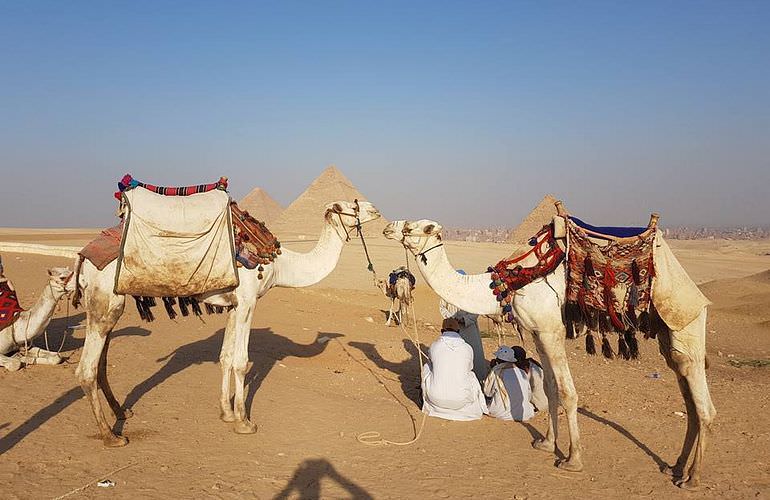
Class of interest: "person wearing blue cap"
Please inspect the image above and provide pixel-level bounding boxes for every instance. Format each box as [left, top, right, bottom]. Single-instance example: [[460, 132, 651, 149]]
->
[[438, 269, 488, 382], [483, 345, 535, 421]]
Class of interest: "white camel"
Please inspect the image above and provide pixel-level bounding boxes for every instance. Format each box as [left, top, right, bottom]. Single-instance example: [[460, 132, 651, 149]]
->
[[0, 267, 75, 371], [377, 267, 414, 327], [0, 200, 380, 447], [384, 218, 714, 489]]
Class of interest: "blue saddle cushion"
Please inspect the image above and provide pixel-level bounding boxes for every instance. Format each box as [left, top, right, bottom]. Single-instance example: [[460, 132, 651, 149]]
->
[[569, 216, 648, 239]]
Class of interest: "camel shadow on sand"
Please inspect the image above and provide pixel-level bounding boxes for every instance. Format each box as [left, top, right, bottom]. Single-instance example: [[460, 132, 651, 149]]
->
[[347, 339, 427, 406], [0, 323, 150, 455], [274, 458, 372, 500], [114, 327, 341, 434], [1, 324, 338, 453]]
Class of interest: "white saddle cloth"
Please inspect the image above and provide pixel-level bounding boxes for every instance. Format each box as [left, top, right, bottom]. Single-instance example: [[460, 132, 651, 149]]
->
[[114, 188, 239, 297]]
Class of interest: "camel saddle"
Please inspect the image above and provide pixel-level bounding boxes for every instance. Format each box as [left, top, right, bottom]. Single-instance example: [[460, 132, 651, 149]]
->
[[114, 187, 239, 297], [0, 280, 24, 331]]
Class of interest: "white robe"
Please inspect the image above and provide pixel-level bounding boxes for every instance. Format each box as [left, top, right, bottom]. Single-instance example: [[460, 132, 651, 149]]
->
[[421, 331, 488, 421], [439, 299, 488, 382], [483, 362, 535, 421]]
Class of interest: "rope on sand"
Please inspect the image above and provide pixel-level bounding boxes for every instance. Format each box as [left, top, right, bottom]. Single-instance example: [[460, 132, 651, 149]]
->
[[356, 300, 429, 447], [52, 463, 136, 500]]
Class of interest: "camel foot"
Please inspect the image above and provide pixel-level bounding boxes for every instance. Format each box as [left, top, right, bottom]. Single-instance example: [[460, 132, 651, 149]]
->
[[661, 464, 684, 478], [220, 409, 236, 423], [233, 419, 258, 434], [103, 434, 129, 448], [532, 438, 555, 453], [675, 476, 701, 490], [116, 408, 134, 420], [2, 359, 23, 372], [556, 458, 584, 473]]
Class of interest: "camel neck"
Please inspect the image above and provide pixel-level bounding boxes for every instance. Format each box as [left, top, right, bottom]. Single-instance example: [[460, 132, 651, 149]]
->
[[415, 243, 500, 315], [273, 222, 346, 287]]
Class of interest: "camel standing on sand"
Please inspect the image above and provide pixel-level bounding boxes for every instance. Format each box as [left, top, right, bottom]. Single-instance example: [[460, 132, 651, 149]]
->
[[377, 267, 414, 327], [0, 267, 75, 371], [384, 218, 714, 489], [0, 201, 380, 447]]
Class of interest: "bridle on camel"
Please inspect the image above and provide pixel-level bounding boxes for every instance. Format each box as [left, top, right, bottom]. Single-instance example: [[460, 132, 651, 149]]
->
[[396, 224, 443, 265], [18, 271, 74, 364], [328, 199, 377, 279]]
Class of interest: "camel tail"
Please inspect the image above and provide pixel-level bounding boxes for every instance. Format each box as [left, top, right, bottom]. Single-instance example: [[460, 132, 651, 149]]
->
[[0, 241, 80, 259]]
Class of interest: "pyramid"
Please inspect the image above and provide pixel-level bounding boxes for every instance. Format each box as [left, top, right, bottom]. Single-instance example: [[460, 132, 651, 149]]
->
[[238, 187, 284, 225], [271, 165, 389, 239], [507, 194, 559, 247]]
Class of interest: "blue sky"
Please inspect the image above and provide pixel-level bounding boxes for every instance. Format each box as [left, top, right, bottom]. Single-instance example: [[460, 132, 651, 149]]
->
[[1, 1, 768, 228]]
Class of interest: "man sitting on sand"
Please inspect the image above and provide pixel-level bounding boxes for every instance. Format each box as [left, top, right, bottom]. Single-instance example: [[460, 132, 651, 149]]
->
[[511, 345, 548, 413], [421, 318, 488, 421], [483, 345, 536, 421], [438, 270, 488, 382]]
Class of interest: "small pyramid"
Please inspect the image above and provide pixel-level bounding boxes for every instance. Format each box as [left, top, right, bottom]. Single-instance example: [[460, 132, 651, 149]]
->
[[238, 187, 284, 225], [272, 165, 388, 239], [507, 194, 559, 247]]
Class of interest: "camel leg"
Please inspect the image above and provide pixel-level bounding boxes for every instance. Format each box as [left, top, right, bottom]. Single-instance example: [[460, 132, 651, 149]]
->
[[657, 309, 715, 489], [532, 329, 583, 471], [676, 364, 714, 490], [530, 329, 558, 454], [23, 347, 63, 363], [75, 296, 127, 447], [385, 299, 396, 327], [218, 310, 238, 422], [231, 303, 257, 434], [97, 334, 132, 421], [663, 374, 698, 479], [393, 298, 401, 326], [0, 353, 22, 372], [399, 301, 409, 327]]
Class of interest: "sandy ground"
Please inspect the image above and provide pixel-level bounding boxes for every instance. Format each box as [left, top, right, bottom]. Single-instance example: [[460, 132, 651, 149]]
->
[[0, 229, 769, 499]]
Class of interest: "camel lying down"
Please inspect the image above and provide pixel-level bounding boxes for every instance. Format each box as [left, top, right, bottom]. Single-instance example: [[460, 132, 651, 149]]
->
[[0, 267, 75, 371]]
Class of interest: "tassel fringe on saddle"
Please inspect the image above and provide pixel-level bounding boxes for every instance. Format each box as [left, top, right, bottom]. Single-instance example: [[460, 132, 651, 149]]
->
[[134, 295, 228, 322]]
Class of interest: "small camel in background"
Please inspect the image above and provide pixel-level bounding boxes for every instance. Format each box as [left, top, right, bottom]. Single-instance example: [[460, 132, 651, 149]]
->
[[377, 266, 415, 327]]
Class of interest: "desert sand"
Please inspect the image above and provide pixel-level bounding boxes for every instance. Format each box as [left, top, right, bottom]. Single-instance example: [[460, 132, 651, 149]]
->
[[0, 225, 768, 499]]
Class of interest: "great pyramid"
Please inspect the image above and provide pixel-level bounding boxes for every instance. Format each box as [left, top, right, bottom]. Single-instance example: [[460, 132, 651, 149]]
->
[[271, 165, 389, 240], [507, 194, 559, 248], [238, 187, 284, 225]]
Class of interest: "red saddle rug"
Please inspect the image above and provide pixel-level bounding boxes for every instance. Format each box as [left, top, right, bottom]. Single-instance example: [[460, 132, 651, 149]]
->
[[0, 281, 24, 331]]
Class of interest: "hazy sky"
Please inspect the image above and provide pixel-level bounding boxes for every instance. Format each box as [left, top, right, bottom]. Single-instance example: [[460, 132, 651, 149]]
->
[[1, 1, 768, 228]]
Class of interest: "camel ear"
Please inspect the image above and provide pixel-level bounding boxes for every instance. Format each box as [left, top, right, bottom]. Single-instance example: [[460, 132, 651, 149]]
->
[[47, 269, 54, 277]]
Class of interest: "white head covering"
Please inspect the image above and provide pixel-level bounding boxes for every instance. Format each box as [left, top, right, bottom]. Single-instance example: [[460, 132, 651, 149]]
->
[[493, 346, 518, 363]]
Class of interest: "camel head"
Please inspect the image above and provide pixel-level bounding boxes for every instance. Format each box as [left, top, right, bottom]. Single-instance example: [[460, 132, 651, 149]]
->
[[47, 267, 75, 297], [324, 200, 381, 235], [383, 219, 443, 256]]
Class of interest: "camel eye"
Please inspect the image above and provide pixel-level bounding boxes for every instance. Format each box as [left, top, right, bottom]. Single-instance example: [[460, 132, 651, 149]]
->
[[333, 203, 343, 213], [424, 224, 435, 234]]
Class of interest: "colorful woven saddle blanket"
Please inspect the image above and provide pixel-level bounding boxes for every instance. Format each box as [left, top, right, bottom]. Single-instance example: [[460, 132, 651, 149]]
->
[[0, 280, 24, 331], [564, 215, 657, 339], [488, 224, 565, 324]]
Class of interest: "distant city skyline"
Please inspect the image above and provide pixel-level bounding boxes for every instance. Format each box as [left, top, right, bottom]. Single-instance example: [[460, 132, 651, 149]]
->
[[1, 1, 768, 229]]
